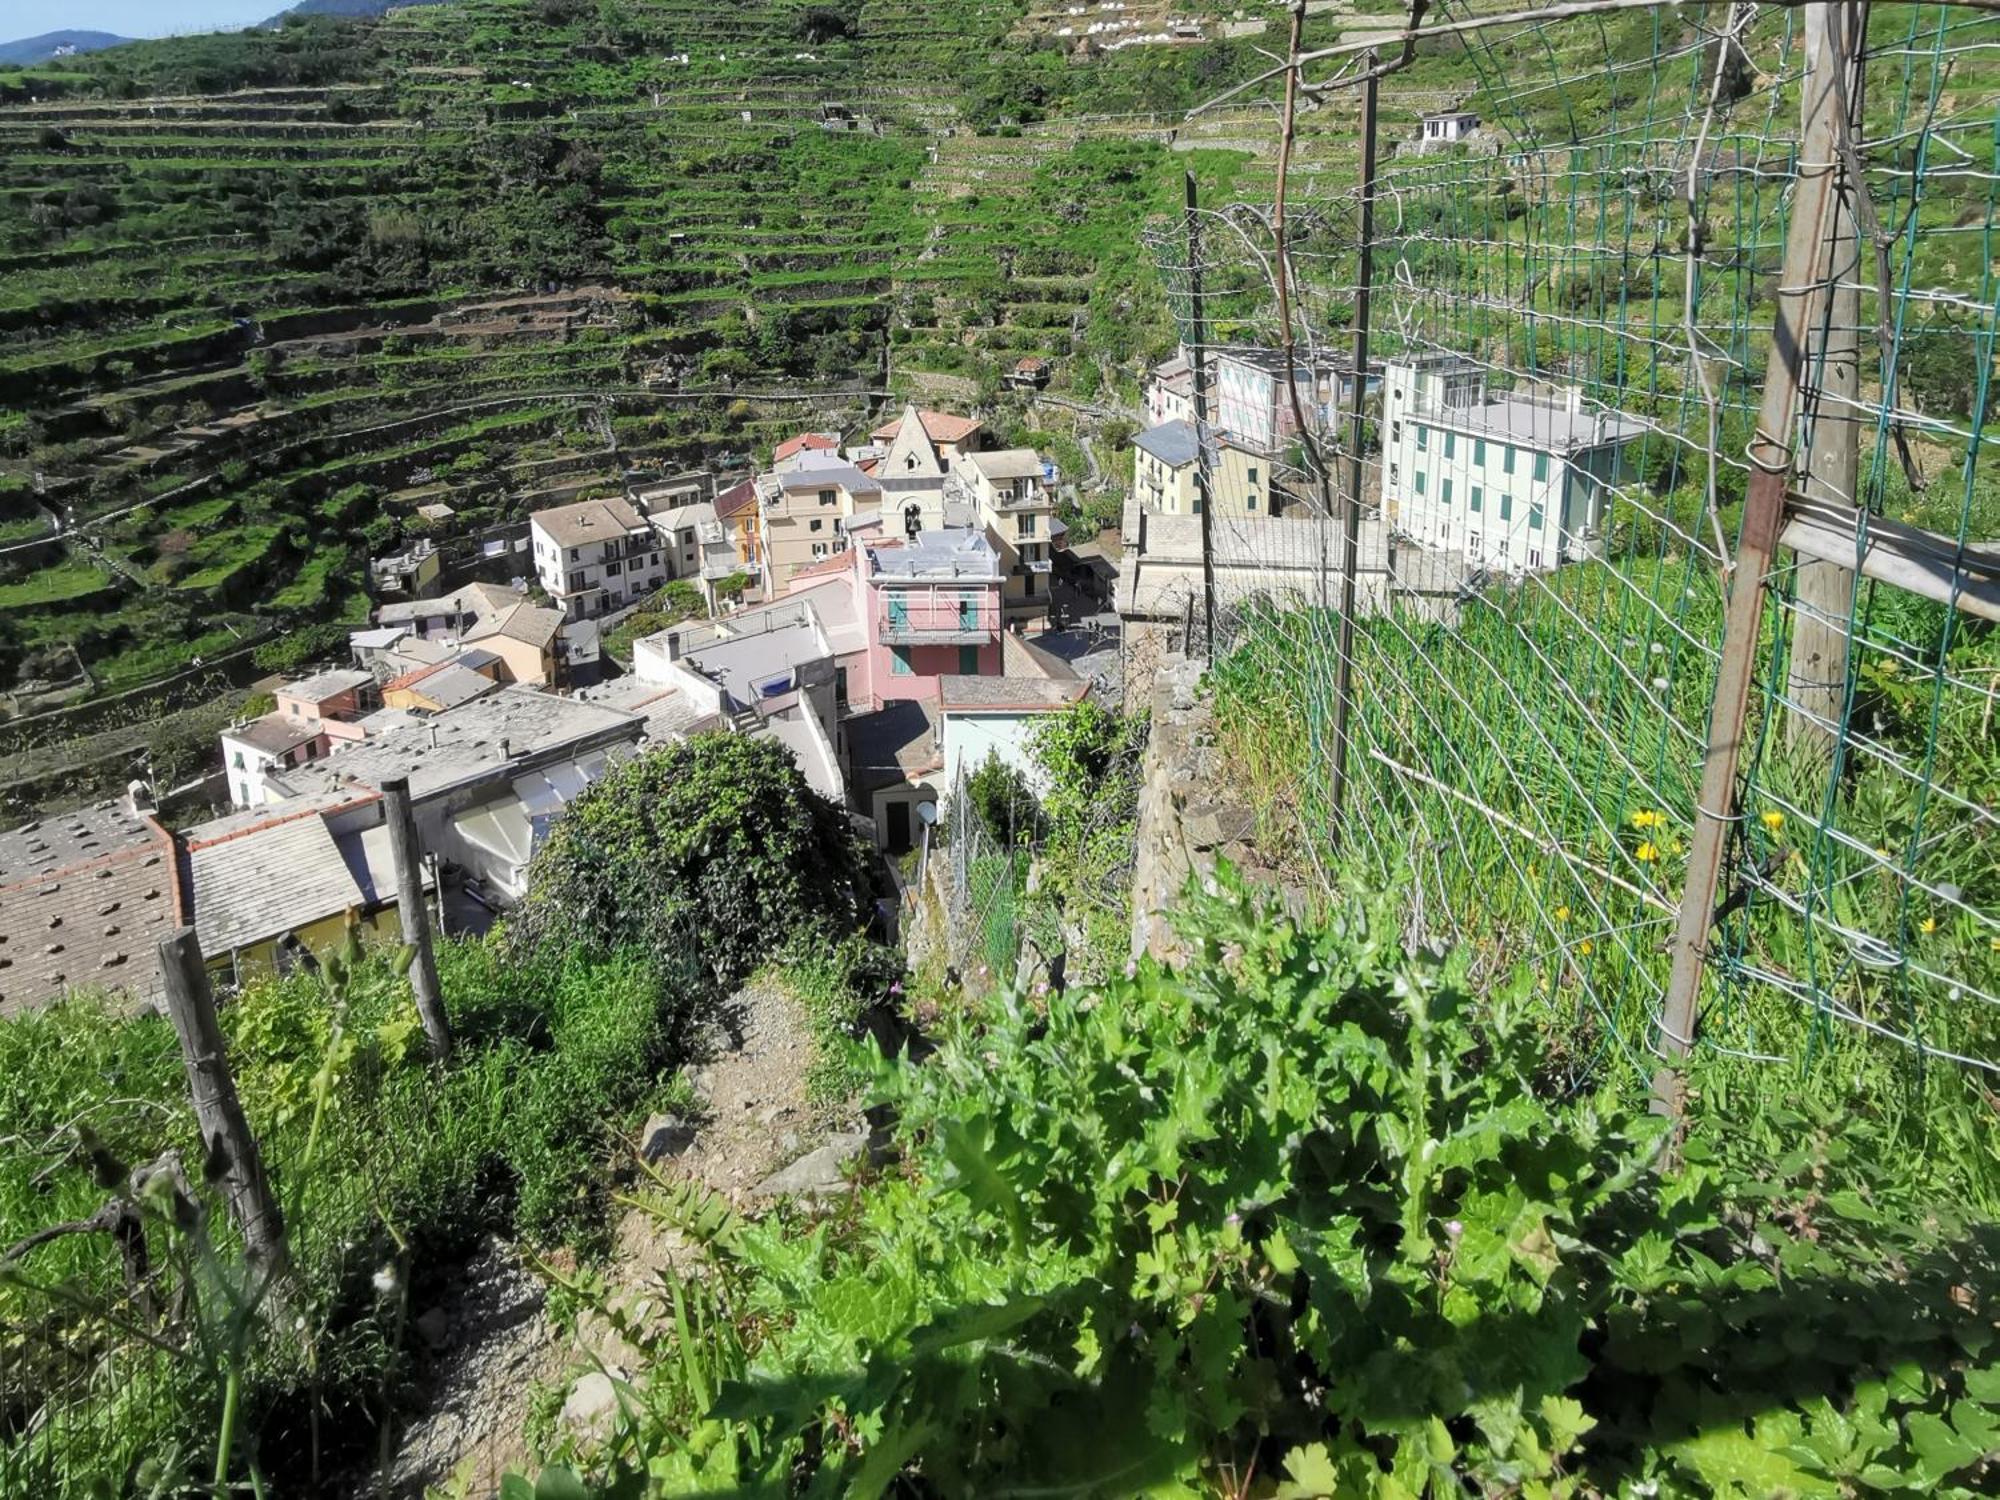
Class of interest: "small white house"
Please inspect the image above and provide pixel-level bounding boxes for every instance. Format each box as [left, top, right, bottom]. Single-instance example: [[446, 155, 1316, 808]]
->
[[530, 497, 668, 621], [1419, 111, 1479, 150], [1380, 355, 1647, 573], [938, 674, 1092, 794]]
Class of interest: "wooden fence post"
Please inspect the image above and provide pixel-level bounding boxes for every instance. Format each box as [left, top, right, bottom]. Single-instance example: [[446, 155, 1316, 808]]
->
[[380, 775, 452, 1063], [157, 929, 287, 1277], [1653, 31, 1851, 1120]]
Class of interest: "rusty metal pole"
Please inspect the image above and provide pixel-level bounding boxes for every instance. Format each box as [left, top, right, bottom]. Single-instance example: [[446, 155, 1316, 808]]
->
[[1787, 1, 1864, 751], [381, 775, 451, 1063], [1328, 55, 1379, 850], [157, 929, 288, 1278], [1652, 63, 1849, 1120]]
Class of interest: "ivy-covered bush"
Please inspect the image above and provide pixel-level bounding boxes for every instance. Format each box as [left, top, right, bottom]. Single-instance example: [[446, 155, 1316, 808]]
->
[[510, 735, 873, 995], [537, 869, 2000, 1498]]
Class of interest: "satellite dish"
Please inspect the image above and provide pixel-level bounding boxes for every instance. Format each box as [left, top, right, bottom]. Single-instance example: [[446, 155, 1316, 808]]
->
[[915, 801, 939, 826]]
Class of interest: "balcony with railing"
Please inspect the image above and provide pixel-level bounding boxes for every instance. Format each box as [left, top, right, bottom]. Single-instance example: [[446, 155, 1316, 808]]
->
[[876, 588, 998, 645]]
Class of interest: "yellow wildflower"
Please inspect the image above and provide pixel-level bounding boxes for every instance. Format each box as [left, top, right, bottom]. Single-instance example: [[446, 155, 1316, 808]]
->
[[1630, 809, 1664, 831], [1635, 841, 1660, 863], [1760, 810, 1785, 833], [1578, 939, 1595, 956], [1554, 905, 1571, 923], [1919, 916, 1937, 935]]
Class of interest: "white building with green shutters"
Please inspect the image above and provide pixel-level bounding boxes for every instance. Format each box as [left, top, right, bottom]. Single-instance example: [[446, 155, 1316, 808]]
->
[[1381, 355, 1645, 573]]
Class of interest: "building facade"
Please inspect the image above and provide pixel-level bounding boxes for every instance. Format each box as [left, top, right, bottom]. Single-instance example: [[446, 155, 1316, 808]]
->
[[755, 458, 882, 594], [960, 448, 1057, 626], [1381, 355, 1644, 572], [530, 497, 668, 620], [1130, 419, 1273, 518], [221, 668, 379, 808], [859, 528, 1004, 711]]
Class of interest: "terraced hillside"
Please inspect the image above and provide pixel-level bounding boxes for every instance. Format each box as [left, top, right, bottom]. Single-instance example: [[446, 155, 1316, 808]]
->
[[0, 3, 1309, 729], [0, 0, 1717, 749]]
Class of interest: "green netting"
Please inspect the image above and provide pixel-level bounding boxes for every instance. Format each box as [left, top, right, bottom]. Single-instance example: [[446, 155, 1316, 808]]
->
[[1145, 1, 1998, 1097]]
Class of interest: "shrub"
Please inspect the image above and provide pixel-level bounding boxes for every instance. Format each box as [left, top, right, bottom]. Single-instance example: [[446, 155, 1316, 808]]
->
[[537, 870, 2000, 1498], [965, 749, 1045, 848], [252, 619, 350, 672], [510, 735, 873, 995]]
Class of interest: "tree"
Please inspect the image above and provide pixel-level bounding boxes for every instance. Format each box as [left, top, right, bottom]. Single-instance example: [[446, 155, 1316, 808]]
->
[[966, 751, 1045, 848], [511, 735, 874, 994]]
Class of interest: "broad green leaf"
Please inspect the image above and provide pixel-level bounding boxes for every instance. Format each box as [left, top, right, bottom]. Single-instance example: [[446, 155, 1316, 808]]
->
[[1273, 1442, 1340, 1498], [1906, 1411, 1983, 1481]]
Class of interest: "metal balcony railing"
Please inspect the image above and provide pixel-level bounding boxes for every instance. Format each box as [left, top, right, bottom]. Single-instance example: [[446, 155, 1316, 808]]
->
[[877, 590, 997, 645]]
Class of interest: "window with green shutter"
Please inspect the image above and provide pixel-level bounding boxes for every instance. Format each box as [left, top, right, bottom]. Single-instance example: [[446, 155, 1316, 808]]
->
[[1444, 431, 1456, 459], [1500, 492, 1514, 521], [1470, 485, 1482, 513], [1529, 503, 1544, 531], [1415, 470, 1427, 496], [1442, 477, 1453, 506], [1416, 425, 1428, 451], [959, 644, 979, 674], [1474, 438, 1486, 465], [1503, 445, 1516, 474], [1533, 451, 1549, 481]]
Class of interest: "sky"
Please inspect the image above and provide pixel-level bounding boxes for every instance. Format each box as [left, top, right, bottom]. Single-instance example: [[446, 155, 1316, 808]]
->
[[3, 0, 278, 39]]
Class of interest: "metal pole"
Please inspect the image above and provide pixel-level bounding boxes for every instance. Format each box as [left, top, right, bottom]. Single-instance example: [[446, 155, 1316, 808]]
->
[[1653, 55, 1850, 1120], [157, 928, 288, 1277], [1787, 1, 1863, 750], [381, 775, 452, 1062], [1185, 171, 1218, 659], [1327, 57, 1379, 847]]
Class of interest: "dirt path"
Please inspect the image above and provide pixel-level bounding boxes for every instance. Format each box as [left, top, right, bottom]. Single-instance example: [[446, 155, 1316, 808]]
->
[[379, 975, 835, 1498]]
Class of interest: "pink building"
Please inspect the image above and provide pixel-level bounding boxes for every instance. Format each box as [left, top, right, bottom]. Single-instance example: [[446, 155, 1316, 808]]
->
[[784, 526, 1003, 716]]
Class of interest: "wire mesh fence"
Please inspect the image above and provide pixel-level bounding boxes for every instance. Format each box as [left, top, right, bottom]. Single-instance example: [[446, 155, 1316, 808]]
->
[[1143, 0, 1999, 1100]]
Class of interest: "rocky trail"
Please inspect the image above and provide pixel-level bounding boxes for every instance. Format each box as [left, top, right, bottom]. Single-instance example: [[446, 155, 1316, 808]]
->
[[379, 974, 866, 1498]]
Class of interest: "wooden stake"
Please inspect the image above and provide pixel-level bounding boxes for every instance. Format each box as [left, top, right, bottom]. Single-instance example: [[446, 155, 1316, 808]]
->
[[1653, 34, 1850, 1119], [157, 929, 287, 1277], [381, 775, 451, 1062], [1787, 1, 1865, 750]]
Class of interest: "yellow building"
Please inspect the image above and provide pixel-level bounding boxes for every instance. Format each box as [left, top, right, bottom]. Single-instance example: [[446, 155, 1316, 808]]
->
[[757, 460, 883, 593], [1130, 419, 1273, 518], [962, 448, 1057, 626], [186, 792, 432, 985]]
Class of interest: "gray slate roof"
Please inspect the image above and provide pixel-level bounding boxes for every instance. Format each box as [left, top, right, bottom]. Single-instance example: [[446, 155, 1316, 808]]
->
[[1133, 418, 1211, 468], [968, 448, 1045, 482], [189, 810, 365, 956], [774, 462, 882, 495], [939, 675, 1089, 710], [871, 526, 997, 580], [531, 496, 651, 547], [227, 713, 323, 757], [269, 686, 642, 802], [410, 663, 502, 710], [282, 668, 374, 702]]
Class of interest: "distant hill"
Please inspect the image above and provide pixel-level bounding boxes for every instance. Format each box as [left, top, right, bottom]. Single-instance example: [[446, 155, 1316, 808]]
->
[[0, 30, 132, 65], [263, 0, 454, 21]]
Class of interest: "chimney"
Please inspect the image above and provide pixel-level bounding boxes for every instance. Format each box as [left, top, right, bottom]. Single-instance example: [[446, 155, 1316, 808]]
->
[[499, 737, 511, 760], [666, 630, 683, 661], [429, 724, 440, 749], [126, 778, 156, 819], [1564, 386, 1585, 415]]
